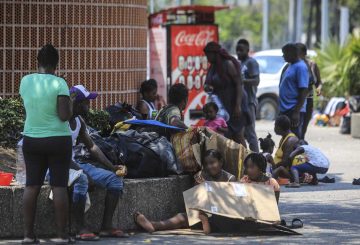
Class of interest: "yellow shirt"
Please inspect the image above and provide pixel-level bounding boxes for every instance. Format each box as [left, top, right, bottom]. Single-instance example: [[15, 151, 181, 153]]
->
[[274, 132, 296, 165]]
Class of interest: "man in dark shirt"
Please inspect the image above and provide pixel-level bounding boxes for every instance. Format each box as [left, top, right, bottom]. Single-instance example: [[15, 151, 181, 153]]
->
[[236, 39, 260, 152]]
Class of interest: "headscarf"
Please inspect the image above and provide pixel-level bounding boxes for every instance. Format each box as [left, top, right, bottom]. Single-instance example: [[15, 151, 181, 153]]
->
[[204, 41, 241, 82]]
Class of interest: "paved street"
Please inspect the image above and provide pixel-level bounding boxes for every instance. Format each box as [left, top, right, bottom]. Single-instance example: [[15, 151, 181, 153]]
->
[[2, 121, 360, 244]]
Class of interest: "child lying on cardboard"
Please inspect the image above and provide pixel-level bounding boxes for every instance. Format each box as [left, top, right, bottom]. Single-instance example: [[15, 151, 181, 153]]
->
[[134, 151, 280, 235]]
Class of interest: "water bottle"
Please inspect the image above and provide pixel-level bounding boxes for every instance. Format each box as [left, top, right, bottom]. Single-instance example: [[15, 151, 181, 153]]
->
[[16, 139, 26, 185]]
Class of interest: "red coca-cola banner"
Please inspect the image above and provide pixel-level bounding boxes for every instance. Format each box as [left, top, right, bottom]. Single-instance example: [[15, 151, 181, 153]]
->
[[170, 25, 218, 125]]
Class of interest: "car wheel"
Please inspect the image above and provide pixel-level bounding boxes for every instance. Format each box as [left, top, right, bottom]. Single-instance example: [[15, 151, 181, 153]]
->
[[258, 97, 278, 121]]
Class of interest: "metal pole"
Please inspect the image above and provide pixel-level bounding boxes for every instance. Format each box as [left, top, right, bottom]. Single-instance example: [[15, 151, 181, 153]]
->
[[295, 0, 303, 41], [262, 0, 269, 50], [339, 6, 349, 46], [288, 0, 295, 42], [321, 0, 329, 47], [150, 0, 154, 14]]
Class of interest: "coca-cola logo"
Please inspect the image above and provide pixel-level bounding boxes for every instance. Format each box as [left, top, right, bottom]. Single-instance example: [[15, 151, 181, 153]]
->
[[175, 30, 216, 47]]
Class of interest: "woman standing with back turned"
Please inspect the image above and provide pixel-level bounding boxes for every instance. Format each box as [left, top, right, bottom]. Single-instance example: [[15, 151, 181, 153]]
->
[[20, 44, 73, 244]]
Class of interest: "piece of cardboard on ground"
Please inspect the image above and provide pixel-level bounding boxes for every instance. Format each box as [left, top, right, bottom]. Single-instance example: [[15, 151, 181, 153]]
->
[[183, 181, 300, 235]]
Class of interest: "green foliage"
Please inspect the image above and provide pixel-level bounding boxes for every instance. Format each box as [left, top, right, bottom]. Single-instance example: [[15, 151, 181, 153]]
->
[[216, 5, 263, 50], [315, 36, 360, 97], [84, 109, 111, 137], [0, 98, 25, 149]]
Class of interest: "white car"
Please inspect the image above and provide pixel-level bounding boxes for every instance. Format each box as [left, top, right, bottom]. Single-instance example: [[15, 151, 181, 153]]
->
[[253, 49, 316, 120]]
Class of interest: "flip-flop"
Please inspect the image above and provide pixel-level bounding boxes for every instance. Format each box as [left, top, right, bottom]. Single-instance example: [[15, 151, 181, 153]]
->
[[352, 178, 360, 185], [290, 218, 303, 229], [279, 218, 303, 229], [21, 237, 40, 244], [99, 229, 129, 238], [76, 232, 99, 241], [319, 176, 335, 183]]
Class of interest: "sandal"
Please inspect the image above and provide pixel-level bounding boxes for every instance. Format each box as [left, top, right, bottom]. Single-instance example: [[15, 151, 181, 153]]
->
[[290, 218, 303, 229], [99, 229, 129, 238], [352, 178, 360, 185], [279, 218, 303, 229], [319, 176, 335, 183], [21, 237, 40, 244], [75, 232, 99, 241]]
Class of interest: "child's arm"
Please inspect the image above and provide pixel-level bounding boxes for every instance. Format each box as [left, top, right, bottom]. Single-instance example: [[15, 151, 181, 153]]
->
[[289, 147, 305, 162], [216, 118, 229, 134], [267, 155, 276, 168], [216, 126, 228, 134]]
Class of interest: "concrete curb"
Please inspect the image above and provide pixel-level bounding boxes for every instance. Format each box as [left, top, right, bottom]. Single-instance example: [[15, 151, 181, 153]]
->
[[0, 175, 192, 238]]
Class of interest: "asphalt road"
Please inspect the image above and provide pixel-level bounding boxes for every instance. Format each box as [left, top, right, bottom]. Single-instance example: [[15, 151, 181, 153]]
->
[[2, 121, 360, 244]]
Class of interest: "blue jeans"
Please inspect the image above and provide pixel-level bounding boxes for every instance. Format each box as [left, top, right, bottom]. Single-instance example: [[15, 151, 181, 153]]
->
[[80, 163, 123, 195], [280, 110, 305, 139], [72, 173, 88, 203], [46, 170, 89, 203], [291, 162, 328, 175]]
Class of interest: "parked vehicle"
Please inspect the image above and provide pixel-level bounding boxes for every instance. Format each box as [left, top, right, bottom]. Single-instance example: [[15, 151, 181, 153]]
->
[[253, 49, 316, 120]]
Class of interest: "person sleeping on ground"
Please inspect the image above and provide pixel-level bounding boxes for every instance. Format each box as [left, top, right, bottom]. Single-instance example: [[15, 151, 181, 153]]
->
[[286, 140, 330, 188], [240, 153, 280, 203], [272, 115, 299, 180], [134, 149, 235, 235]]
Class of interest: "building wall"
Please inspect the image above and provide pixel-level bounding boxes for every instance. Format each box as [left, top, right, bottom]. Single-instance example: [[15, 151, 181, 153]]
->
[[0, 0, 148, 108]]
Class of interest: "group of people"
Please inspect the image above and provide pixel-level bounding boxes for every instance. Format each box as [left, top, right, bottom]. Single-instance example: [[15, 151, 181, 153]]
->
[[18, 39, 329, 244]]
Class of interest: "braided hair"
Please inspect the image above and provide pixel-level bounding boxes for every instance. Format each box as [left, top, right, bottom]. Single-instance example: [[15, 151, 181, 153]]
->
[[203, 41, 241, 82], [259, 133, 275, 153]]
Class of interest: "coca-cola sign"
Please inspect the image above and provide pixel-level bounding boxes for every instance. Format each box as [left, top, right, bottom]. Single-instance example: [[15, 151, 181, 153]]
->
[[174, 30, 216, 47]]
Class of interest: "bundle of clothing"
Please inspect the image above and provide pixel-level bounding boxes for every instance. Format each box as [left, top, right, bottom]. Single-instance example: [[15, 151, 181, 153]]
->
[[74, 127, 182, 178]]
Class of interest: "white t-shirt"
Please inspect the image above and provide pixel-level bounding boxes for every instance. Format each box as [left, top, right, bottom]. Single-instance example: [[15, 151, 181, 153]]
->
[[302, 145, 330, 169]]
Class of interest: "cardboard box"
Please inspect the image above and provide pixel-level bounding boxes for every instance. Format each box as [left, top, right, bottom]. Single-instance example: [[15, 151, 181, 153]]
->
[[184, 181, 280, 226], [183, 181, 299, 235]]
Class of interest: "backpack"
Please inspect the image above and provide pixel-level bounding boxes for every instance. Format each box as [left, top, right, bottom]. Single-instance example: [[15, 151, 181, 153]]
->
[[109, 133, 167, 178]]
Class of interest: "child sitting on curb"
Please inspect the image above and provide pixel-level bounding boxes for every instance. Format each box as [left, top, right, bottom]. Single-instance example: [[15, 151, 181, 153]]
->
[[240, 153, 280, 203], [134, 149, 235, 235], [203, 102, 229, 136], [259, 133, 276, 176]]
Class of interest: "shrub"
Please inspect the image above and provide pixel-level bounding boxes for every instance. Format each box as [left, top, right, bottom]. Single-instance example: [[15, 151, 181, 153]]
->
[[0, 98, 25, 149], [84, 109, 112, 137], [315, 36, 360, 97]]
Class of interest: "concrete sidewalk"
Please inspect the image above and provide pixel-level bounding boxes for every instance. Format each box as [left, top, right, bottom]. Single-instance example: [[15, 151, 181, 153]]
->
[[1, 121, 360, 244]]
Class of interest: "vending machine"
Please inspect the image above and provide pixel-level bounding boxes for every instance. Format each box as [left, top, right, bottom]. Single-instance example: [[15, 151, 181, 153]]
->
[[149, 5, 228, 126]]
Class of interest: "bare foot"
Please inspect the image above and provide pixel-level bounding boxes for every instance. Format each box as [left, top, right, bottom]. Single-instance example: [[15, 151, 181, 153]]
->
[[134, 212, 155, 233], [198, 212, 211, 235]]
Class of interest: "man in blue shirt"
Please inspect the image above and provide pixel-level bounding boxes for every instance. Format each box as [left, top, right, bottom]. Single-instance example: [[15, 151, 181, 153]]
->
[[279, 43, 309, 138]]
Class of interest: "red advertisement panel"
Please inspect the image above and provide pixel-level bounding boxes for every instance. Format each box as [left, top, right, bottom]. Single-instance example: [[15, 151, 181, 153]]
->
[[170, 25, 218, 126]]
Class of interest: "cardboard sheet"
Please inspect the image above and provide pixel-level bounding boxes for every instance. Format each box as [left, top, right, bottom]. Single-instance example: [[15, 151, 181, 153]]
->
[[183, 181, 281, 227]]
